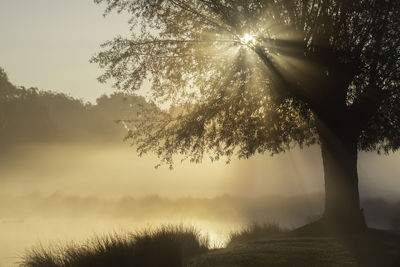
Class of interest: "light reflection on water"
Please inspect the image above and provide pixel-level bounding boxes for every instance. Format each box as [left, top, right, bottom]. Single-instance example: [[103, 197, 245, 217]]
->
[[0, 217, 241, 267]]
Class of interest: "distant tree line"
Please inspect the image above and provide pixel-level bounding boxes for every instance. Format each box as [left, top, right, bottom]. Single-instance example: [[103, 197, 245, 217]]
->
[[0, 67, 150, 149]]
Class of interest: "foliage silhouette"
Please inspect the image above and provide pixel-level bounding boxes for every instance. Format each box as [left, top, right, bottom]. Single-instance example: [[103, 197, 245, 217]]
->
[[92, 0, 400, 232]]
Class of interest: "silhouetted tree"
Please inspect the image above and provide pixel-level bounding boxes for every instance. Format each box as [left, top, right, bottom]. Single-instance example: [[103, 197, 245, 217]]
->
[[0, 68, 14, 101], [0, 67, 11, 132], [0, 68, 149, 146], [92, 0, 400, 232]]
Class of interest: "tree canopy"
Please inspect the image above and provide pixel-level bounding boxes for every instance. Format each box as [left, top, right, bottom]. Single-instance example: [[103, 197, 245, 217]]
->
[[92, 0, 400, 167]]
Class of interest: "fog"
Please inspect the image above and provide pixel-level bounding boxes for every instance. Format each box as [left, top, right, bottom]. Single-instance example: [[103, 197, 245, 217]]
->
[[1, 142, 400, 199], [0, 143, 324, 198], [1, 142, 400, 266]]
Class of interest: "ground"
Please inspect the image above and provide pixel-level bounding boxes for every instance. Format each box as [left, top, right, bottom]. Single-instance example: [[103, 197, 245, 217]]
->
[[188, 229, 400, 267]]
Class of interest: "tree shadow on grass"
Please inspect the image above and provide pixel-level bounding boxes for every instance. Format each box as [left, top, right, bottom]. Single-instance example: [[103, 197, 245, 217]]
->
[[337, 229, 400, 267]]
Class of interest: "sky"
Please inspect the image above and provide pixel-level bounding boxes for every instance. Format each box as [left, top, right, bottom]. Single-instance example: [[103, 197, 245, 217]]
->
[[0, 0, 131, 102]]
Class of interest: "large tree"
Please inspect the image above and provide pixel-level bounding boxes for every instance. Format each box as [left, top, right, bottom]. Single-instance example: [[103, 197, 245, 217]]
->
[[92, 0, 400, 232]]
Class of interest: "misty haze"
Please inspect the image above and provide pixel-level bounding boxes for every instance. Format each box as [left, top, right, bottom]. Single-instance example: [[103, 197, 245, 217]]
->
[[1, 75, 400, 266], [1, 1, 400, 267]]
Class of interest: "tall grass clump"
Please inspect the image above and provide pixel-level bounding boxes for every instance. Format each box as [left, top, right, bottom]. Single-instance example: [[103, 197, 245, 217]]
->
[[228, 222, 287, 246], [21, 224, 208, 267]]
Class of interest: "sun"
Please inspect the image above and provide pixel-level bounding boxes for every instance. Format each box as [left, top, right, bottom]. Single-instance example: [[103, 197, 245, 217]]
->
[[240, 33, 256, 46]]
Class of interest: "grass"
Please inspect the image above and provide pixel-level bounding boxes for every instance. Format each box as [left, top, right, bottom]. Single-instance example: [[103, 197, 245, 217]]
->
[[21, 224, 208, 267], [20, 223, 400, 267], [227, 222, 287, 246], [188, 227, 400, 267]]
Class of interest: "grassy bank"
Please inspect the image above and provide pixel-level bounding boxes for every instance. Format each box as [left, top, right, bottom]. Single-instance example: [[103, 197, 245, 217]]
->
[[189, 228, 400, 267], [21, 224, 400, 267], [21, 225, 208, 267]]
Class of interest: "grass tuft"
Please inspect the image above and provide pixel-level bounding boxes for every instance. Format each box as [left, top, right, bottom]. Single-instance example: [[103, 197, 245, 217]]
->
[[20, 224, 208, 267]]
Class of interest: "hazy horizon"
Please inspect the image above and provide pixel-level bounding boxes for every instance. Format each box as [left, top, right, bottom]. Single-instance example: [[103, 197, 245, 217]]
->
[[2, 141, 400, 200]]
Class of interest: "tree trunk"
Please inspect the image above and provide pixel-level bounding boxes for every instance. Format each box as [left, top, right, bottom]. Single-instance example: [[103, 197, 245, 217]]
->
[[318, 121, 367, 233]]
